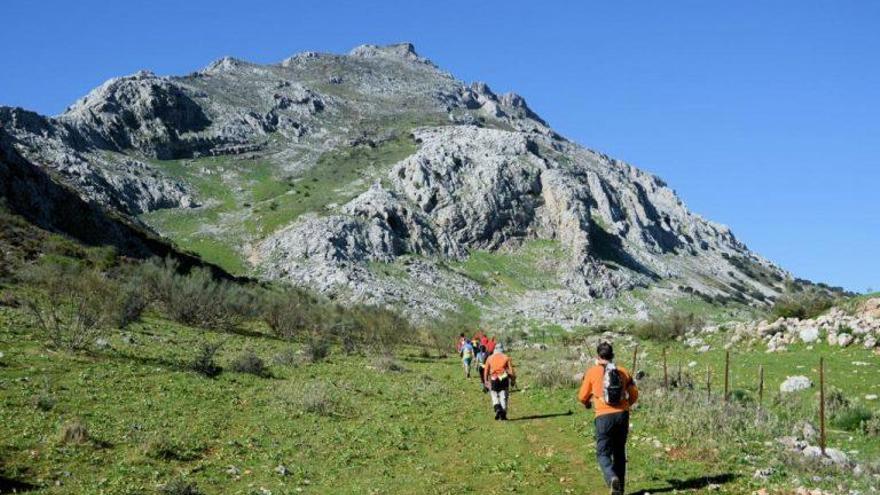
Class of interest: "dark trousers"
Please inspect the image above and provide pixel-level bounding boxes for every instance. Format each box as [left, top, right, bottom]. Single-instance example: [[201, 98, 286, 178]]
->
[[595, 411, 629, 486]]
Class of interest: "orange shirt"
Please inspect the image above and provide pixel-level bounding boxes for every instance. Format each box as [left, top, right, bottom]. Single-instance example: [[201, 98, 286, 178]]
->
[[484, 353, 514, 380], [577, 363, 638, 417]]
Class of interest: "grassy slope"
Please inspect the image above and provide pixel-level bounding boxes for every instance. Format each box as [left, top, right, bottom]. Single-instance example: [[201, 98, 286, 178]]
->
[[2, 295, 878, 494], [139, 134, 419, 276]]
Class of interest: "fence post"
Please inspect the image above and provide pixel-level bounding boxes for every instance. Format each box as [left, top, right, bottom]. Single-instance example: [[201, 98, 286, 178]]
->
[[631, 344, 639, 375], [723, 350, 730, 403], [819, 357, 826, 455], [662, 348, 669, 391], [758, 365, 764, 406], [706, 365, 711, 401]]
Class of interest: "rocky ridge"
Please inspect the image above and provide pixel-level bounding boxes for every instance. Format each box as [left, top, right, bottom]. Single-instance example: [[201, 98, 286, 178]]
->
[[0, 43, 793, 323]]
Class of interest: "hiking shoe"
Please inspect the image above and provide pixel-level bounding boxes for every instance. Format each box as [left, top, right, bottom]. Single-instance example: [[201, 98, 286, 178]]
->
[[500, 408, 508, 420], [493, 405, 501, 420], [610, 477, 623, 495]]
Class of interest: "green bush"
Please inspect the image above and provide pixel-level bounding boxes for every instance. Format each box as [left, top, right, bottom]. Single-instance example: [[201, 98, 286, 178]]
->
[[190, 341, 222, 378], [160, 478, 201, 495], [771, 291, 835, 320], [262, 289, 324, 340], [629, 310, 701, 342], [831, 405, 873, 431], [139, 258, 258, 332]]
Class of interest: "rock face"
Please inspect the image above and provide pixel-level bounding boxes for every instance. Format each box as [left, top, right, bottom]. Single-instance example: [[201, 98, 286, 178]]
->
[[1, 42, 794, 321]]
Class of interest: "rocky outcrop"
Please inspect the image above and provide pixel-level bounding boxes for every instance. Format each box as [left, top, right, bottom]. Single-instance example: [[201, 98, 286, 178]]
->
[[1, 42, 796, 321]]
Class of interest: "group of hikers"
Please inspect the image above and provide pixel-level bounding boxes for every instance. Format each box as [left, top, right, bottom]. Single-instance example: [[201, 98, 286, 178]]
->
[[456, 333, 639, 495]]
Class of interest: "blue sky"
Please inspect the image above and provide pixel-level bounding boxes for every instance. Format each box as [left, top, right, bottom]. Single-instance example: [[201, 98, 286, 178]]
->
[[2, 1, 877, 292]]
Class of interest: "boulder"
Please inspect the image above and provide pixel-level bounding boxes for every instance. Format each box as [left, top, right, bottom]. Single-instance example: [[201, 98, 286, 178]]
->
[[798, 326, 819, 343], [780, 376, 812, 393]]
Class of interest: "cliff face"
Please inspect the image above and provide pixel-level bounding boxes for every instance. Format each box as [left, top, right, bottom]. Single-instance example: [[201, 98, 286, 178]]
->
[[0, 43, 787, 324]]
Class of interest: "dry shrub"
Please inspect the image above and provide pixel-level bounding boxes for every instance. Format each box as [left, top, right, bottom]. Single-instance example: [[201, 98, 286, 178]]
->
[[21, 262, 119, 351], [59, 419, 89, 445], [229, 349, 269, 377], [294, 381, 345, 417], [533, 360, 580, 390]]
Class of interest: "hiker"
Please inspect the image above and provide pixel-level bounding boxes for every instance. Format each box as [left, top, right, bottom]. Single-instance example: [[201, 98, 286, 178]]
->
[[476, 345, 489, 391], [577, 342, 639, 495], [483, 343, 515, 420], [456, 333, 467, 354], [486, 336, 496, 354], [461, 339, 475, 378]]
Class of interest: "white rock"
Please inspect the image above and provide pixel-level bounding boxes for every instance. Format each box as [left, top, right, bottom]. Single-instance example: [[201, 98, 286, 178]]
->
[[780, 376, 812, 393], [837, 333, 854, 347], [798, 326, 819, 343], [865, 394, 878, 401]]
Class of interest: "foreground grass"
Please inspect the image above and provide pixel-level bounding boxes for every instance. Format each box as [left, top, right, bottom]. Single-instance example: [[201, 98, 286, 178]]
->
[[1, 302, 878, 494]]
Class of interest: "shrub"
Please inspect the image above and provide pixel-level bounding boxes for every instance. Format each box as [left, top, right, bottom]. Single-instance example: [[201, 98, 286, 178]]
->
[[272, 348, 301, 367], [229, 349, 269, 377], [21, 262, 120, 351], [533, 362, 580, 390], [371, 355, 406, 373], [59, 419, 89, 445], [863, 415, 880, 437], [143, 435, 202, 461], [630, 310, 701, 342], [771, 291, 835, 320], [295, 382, 343, 417], [831, 405, 873, 431], [190, 341, 222, 378], [262, 289, 323, 340], [139, 258, 258, 332], [34, 393, 56, 412], [304, 332, 331, 363], [160, 478, 201, 495]]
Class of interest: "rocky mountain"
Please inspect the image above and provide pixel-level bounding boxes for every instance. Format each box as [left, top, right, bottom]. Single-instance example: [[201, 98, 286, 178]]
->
[[0, 43, 791, 327]]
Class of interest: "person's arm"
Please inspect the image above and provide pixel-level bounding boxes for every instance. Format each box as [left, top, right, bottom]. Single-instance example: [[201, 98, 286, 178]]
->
[[627, 373, 639, 406], [577, 370, 593, 407], [507, 358, 516, 378]]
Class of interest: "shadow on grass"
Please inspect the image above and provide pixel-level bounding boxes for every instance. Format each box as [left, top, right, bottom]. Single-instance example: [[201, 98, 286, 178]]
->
[[0, 475, 37, 492], [630, 473, 738, 494], [509, 410, 573, 422]]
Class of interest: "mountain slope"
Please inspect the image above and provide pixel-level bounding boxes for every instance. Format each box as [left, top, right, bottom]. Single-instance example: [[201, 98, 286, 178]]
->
[[0, 43, 788, 325]]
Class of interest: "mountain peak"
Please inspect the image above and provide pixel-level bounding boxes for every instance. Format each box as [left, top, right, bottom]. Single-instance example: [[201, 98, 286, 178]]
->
[[348, 42, 430, 64]]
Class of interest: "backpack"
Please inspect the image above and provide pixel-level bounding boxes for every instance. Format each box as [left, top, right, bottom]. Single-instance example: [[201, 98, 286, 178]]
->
[[603, 363, 625, 406]]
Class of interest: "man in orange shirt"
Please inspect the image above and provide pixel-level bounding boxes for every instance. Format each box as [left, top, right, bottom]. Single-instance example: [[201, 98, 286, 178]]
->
[[577, 342, 638, 495], [483, 343, 515, 420]]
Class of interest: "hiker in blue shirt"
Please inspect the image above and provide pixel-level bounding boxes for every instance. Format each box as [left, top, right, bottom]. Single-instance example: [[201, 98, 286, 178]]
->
[[460, 340, 475, 378]]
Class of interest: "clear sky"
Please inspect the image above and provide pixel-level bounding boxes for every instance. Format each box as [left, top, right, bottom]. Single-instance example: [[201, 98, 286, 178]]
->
[[2, 1, 877, 292]]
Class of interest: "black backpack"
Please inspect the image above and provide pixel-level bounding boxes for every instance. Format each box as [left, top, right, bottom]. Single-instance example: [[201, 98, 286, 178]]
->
[[603, 364, 624, 406]]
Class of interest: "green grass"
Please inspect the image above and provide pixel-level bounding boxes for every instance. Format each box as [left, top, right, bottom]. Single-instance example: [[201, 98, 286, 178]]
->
[[3, 280, 878, 494], [450, 240, 569, 294], [248, 133, 418, 235]]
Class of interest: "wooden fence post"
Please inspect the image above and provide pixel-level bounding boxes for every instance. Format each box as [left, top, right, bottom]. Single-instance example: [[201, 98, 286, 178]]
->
[[723, 350, 730, 402], [758, 365, 764, 406], [706, 365, 711, 400], [631, 345, 639, 376], [819, 357, 826, 455], [662, 348, 669, 391]]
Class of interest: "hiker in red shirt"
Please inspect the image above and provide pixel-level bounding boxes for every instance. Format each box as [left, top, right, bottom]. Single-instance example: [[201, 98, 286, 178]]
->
[[577, 342, 638, 495], [485, 337, 496, 354]]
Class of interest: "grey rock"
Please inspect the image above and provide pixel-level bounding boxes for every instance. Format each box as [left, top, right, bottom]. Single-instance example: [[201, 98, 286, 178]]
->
[[780, 376, 812, 393]]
